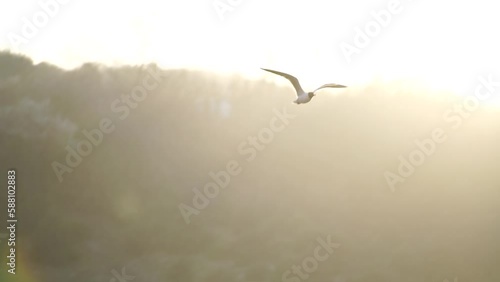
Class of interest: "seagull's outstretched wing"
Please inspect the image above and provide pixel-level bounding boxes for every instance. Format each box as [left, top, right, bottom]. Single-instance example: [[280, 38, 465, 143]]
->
[[313, 83, 347, 93], [261, 68, 305, 97]]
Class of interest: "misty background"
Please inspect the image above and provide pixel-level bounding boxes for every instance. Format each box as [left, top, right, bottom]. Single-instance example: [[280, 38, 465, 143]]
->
[[0, 50, 499, 282], [1, 0, 500, 281]]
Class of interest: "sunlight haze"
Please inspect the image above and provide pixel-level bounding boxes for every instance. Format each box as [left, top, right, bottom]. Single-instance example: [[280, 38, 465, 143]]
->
[[1, 0, 499, 93], [1, 1, 500, 282]]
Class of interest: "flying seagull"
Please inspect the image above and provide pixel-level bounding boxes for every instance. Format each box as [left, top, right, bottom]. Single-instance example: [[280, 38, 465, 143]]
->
[[261, 68, 347, 104]]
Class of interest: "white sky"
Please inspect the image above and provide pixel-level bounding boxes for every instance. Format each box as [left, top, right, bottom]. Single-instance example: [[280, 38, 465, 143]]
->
[[1, 0, 500, 94]]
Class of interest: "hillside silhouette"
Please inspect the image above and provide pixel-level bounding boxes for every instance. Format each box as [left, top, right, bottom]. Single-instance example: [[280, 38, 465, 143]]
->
[[0, 51, 499, 282]]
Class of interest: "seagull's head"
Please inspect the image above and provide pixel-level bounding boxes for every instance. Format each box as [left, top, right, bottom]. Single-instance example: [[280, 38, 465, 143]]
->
[[308, 92, 315, 98]]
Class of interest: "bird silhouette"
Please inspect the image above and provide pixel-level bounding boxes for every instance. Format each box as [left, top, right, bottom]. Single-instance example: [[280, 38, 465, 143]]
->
[[261, 68, 347, 104]]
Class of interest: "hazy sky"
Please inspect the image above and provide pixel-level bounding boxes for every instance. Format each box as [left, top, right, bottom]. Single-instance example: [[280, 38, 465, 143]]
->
[[1, 0, 500, 94]]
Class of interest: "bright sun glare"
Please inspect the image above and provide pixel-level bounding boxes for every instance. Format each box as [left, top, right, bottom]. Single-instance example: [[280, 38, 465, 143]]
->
[[0, 0, 499, 101]]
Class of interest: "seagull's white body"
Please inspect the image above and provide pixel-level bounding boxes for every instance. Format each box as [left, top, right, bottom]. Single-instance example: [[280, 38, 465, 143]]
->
[[295, 91, 313, 104], [261, 68, 347, 104]]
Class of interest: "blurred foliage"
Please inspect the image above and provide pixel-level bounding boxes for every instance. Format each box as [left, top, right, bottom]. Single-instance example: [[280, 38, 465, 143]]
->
[[0, 51, 499, 281]]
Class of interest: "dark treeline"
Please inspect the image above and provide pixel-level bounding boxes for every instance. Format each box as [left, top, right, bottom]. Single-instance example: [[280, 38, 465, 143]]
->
[[0, 51, 499, 282]]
